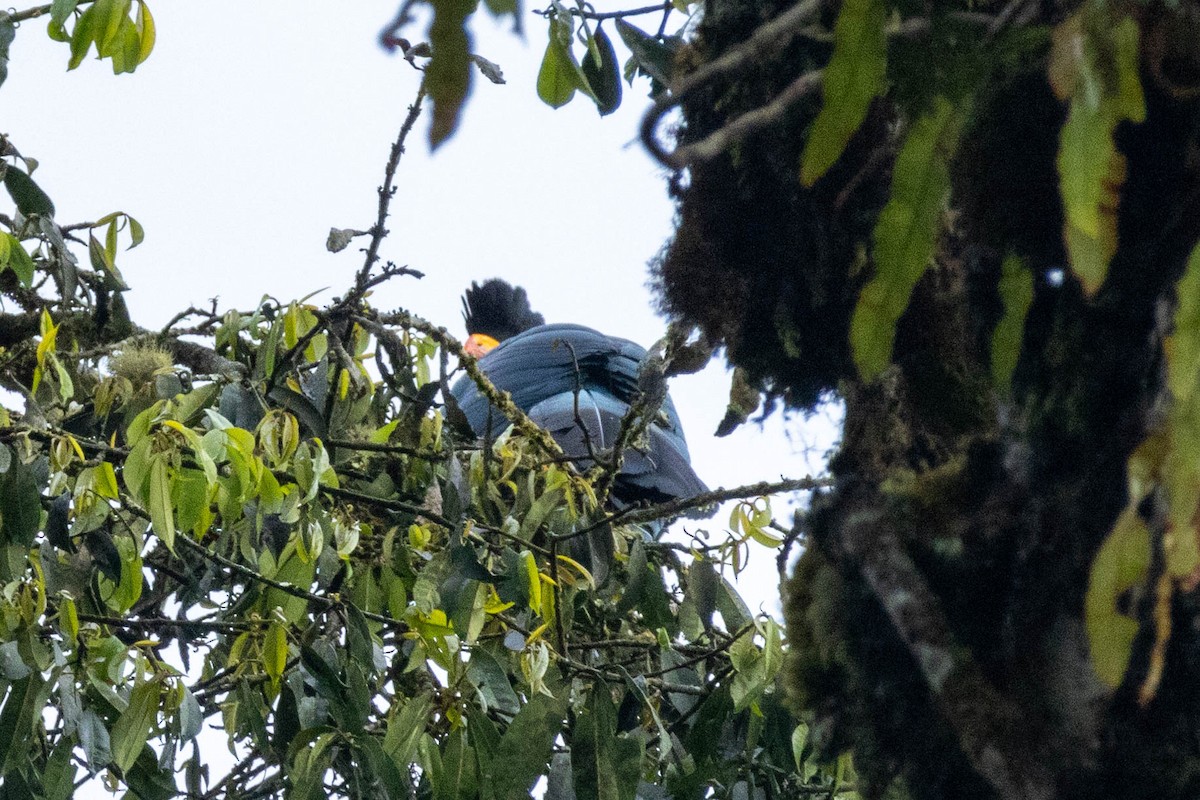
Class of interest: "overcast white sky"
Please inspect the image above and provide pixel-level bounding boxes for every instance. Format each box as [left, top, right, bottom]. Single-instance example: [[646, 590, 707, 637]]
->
[[3, 2, 838, 613]]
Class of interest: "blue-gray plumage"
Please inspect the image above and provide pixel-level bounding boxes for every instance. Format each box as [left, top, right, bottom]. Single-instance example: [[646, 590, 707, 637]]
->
[[451, 322, 708, 509], [449, 279, 707, 585]]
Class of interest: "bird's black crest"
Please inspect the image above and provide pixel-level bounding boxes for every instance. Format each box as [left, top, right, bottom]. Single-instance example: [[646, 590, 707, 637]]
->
[[462, 279, 545, 341]]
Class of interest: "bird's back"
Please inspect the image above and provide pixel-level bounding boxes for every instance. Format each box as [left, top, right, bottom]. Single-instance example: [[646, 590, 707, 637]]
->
[[449, 323, 706, 506]]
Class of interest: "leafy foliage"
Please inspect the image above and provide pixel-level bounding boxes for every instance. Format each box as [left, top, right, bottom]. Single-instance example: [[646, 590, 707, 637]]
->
[[798, 0, 887, 186], [1086, 239, 1200, 704], [849, 97, 963, 380], [1049, 7, 1144, 295], [0, 7, 836, 798]]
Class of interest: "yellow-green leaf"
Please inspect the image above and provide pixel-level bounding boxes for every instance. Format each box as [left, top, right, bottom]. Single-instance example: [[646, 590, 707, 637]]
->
[[67, 0, 103, 69], [991, 254, 1034, 392], [98, 0, 132, 56], [521, 550, 541, 613], [1085, 506, 1150, 687], [1167, 241, 1200, 405], [58, 593, 79, 641], [263, 620, 287, 686], [850, 97, 963, 379], [537, 18, 579, 109], [149, 455, 175, 551], [110, 678, 159, 774], [1, 234, 35, 287], [1058, 98, 1123, 294], [799, 0, 886, 186], [135, 1, 154, 64], [1161, 241, 1200, 581], [1053, 13, 1144, 295]]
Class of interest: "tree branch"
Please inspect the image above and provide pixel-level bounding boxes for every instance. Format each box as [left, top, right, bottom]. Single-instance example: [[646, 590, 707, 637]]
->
[[358, 78, 428, 287], [833, 503, 1054, 800]]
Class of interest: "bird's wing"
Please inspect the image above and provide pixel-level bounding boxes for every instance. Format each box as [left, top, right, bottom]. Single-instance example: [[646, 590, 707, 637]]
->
[[525, 388, 708, 507]]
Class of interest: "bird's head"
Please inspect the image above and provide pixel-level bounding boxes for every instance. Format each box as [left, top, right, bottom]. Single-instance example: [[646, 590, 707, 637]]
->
[[461, 279, 545, 356]]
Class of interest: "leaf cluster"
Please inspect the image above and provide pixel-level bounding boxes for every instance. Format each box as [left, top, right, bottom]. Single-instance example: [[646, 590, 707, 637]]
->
[[0, 10, 841, 797]]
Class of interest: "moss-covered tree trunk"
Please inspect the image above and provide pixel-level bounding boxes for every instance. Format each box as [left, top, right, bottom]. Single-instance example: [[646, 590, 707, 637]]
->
[[653, 0, 1200, 796]]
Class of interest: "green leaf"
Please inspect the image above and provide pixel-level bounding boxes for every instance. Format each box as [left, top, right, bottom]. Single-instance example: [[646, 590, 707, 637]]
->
[[0, 472, 31, 545], [799, 0, 886, 185], [581, 26, 622, 116], [1057, 96, 1122, 295], [573, 684, 640, 800], [520, 486, 564, 541], [1052, 12, 1144, 295], [383, 691, 434, 766], [729, 635, 767, 711], [0, 642, 30, 680], [148, 455, 175, 551], [850, 96, 963, 380], [4, 234, 35, 287], [108, 535, 144, 612], [263, 620, 288, 686], [42, 740, 77, 800], [127, 213, 145, 247], [715, 575, 753, 633], [0, 677, 36, 770], [1170, 242, 1200, 407], [481, 0, 517, 21], [134, 1, 155, 65], [111, 678, 159, 774], [345, 603, 375, 668], [123, 746, 177, 800], [67, 0, 104, 69], [50, 0, 79, 28], [1159, 242, 1200, 582], [467, 646, 521, 717], [0, 453, 42, 547], [990, 254, 1033, 393], [537, 18, 579, 109], [490, 691, 568, 800], [360, 735, 411, 800], [573, 684, 617, 800], [77, 708, 111, 770], [3, 168, 55, 217], [1085, 506, 1150, 687], [426, 0, 479, 148], [433, 729, 479, 800], [614, 19, 674, 85], [107, 14, 139, 73], [178, 686, 203, 741], [97, 0, 132, 56]]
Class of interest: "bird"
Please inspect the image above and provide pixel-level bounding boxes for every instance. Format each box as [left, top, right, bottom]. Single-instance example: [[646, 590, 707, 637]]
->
[[448, 279, 708, 583]]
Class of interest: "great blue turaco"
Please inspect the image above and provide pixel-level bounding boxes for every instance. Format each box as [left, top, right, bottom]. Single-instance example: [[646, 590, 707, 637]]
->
[[449, 279, 708, 585]]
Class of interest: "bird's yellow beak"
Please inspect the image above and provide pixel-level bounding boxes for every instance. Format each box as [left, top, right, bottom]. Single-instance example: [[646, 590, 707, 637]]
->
[[464, 333, 500, 357]]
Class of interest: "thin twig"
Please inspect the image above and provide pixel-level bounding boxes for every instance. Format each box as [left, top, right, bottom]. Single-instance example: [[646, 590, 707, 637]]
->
[[76, 612, 260, 633], [674, 69, 824, 165], [640, 0, 824, 165], [640, 3, 996, 168], [0, 1, 94, 24], [535, 1, 670, 20], [564, 475, 831, 541], [359, 78, 428, 286]]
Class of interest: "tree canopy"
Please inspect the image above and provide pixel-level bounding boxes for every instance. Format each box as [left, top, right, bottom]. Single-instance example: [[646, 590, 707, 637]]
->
[[0, 3, 830, 800], [6, 0, 1200, 797]]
